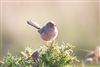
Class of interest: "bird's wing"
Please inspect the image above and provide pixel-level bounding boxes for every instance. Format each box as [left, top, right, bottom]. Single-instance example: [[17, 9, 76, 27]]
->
[[38, 26, 47, 34]]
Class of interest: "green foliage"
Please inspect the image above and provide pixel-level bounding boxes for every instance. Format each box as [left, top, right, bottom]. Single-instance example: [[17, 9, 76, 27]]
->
[[0, 47, 33, 67], [36, 42, 78, 67], [0, 42, 78, 67]]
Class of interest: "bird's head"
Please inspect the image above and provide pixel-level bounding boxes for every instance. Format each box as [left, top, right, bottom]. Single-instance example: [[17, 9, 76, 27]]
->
[[46, 21, 56, 28]]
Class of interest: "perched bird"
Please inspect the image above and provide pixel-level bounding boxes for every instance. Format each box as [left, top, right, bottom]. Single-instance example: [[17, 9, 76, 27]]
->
[[32, 50, 39, 61], [79, 46, 100, 64], [27, 20, 58, 41]]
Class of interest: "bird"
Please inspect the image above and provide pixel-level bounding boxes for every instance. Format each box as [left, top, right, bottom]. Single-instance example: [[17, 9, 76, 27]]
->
[[27, 20, 58, 41], [79, 46, 100, 64]]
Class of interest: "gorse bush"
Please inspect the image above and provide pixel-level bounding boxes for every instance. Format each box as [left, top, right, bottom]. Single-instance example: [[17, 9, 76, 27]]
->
[[36, 42, 78, 67], [0, 47, 33, 67], [0, 42, 78, 67]]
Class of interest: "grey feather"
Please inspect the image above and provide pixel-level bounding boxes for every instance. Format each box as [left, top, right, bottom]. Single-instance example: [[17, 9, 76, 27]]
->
[[27, 21, 41, 29]]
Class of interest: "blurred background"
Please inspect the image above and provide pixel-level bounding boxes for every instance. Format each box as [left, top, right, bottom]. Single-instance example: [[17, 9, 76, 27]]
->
[[0, 0, 100, 60]]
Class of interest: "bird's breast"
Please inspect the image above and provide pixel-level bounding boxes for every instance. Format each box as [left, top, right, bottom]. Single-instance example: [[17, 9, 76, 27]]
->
[[40, 27, 58, 41]]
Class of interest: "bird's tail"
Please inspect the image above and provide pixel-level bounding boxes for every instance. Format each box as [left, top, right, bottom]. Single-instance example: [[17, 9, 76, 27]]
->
[[27, 21, 41, 29]]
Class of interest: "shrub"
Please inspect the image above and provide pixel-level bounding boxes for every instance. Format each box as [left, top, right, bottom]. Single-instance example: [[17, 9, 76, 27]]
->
[[0, 42, 78, 67]]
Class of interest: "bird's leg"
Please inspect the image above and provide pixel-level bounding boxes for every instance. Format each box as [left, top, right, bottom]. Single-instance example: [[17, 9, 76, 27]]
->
[[46, 41, 49, 47], [51, 40, 54, 46], [46, 41, 53, 48], [46, 40, 56, 48], [46, 41, 51, 47], [50, 40, 55, 48]]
